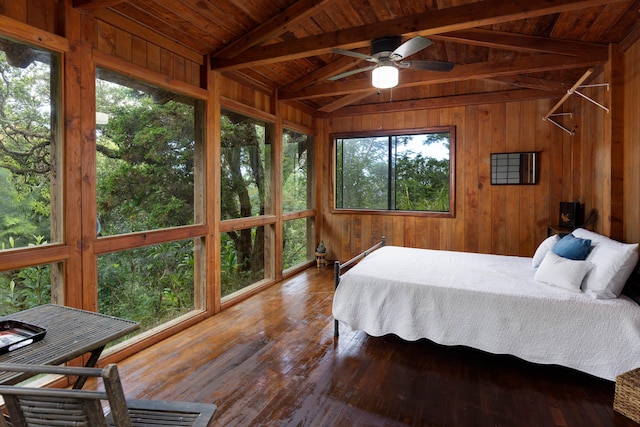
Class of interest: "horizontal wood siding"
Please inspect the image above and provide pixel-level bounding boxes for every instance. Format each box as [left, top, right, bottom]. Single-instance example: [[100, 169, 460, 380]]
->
[[219, 75, 272, 115], [281, 103, 314, 130], [95, 18, 202, 87], [318, 99, 565, 262], [0, 0, 58, 33]]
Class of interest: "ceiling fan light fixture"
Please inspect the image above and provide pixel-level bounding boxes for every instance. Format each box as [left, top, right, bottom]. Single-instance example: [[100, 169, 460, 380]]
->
[[372, 64, 398, 89]]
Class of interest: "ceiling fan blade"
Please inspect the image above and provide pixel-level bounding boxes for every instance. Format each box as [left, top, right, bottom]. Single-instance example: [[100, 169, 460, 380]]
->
[[391, 36, 433, 60], [401, 60, 455, 72], [330, 48, 377, 62], [328, 65, 376, 81]]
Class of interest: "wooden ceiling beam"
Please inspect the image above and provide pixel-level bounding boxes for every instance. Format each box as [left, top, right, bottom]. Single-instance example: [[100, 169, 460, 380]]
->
[[280, 53, 608, 100], [278, 55, 363, 93], [73, 0, 127, 11], [314, 88, 563, 118], [431, 29, 609, 58], [316, 92, 377, 113], [216, 0, 337, 59], [211, 0, 624, 71]]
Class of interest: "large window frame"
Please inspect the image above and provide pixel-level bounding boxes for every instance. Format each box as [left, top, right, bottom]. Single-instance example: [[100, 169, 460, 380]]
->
[[281, 125, 315, 273], [219, 105, 276, 303], [332, 127, 456, 217], [92, 59, 210, 340], [0, 32, 66, 312]]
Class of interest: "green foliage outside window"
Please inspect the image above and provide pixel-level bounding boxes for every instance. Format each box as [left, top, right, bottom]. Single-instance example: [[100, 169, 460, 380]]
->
[[336, 131, 452, 212], [283, 218, 310, 270], [282, 128, 313, 270], [220, 227, 265, 298], [220, 110, 270, 295], [0, 39, 315, 332], [98, 240, 195, 331], [0, 42, 56, 249], [94, 72, 199, 330], [96, 74, 196, 235], [282, 129, 311, 212], [0, 39, 57, 315]]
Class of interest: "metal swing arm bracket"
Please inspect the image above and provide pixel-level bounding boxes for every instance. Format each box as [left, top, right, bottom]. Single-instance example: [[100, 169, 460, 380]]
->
[[542, 68, 609, 135], [573, 83, 610, 113], [544, 113, 574, 135]]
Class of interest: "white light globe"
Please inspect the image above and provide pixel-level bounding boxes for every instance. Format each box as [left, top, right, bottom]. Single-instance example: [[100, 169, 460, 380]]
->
[[372, 65, 398, 89]]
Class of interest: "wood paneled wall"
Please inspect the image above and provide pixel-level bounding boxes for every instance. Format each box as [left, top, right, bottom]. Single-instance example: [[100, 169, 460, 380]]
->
[[219, 75, 273, 115], [0, 1, 637, 281], [623, 39, 640, 244], [572, 41, 640, 245], [317, 99, 566, 262], [0, 0, 58, 33], [317, 39, 640, 263], [94, 11, 203, 87]]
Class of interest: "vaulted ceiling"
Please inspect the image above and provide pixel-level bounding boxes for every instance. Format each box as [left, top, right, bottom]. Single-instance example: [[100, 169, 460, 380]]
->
[[74, 0, 640, 116]]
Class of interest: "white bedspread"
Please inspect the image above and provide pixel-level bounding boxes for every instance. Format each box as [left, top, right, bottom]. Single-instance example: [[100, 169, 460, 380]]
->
[[332, 246, 640, 380]]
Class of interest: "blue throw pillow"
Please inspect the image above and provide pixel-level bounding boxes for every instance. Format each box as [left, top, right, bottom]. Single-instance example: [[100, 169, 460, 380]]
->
[[552, 233, 592, 260]]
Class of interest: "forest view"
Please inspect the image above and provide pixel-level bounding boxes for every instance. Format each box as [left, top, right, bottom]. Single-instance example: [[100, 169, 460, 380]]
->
[[0, 39, 312, 334], [336, 133, 451, 212]]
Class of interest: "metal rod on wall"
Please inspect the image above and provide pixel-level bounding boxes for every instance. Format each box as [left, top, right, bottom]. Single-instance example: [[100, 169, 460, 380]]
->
[[542, 68, 594, 121]]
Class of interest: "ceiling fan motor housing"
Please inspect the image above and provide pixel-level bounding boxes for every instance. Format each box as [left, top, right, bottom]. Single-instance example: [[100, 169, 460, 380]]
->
[[371, 36, 402, 58]]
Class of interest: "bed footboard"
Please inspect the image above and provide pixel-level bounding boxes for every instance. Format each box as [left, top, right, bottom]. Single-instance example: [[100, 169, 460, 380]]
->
[[333, 237, 386, 337]]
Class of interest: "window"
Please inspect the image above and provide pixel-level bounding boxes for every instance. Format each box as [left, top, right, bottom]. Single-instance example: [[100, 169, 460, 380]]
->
[[220, 109, 272, 220], [95, 69, 205, 335], [282, 128, 314, 270], [334, 128, 455, 214], [283, 218, 313, 270], [98, 239, 195, 331], [220, 226, 267, 298], [0, 37, 61, 312], [220, 109, 274, 298], [0, 263, 52, 316], [0, 38, 61, 250], [96, 69, 198, 235], [282, 129, 312, 212]]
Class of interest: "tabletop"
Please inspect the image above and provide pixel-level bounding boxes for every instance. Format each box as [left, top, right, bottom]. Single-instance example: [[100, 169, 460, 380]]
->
[[0, 304, 139, 385]]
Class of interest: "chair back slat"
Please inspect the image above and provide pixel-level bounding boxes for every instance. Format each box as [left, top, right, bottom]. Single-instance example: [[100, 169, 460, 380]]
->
[[0, 363, 215, 427], [2, 394, 108, 427], [101, 364, 133, 427]]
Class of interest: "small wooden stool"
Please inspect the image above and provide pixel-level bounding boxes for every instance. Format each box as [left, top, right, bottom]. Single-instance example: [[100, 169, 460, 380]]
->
[[315, 251, 327, 267]]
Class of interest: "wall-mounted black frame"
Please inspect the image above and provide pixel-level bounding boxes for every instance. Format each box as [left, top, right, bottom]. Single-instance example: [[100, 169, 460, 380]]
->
[[490, 152, 538, 185]]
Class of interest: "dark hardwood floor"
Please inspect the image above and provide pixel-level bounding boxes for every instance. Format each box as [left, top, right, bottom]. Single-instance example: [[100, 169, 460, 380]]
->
[[90, 266, 639, 426]]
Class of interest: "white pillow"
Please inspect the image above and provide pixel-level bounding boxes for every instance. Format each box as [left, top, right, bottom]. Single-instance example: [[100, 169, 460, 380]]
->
[[534, 251, 592, 292], [532, 234, 560, 268], [572, 228, 639, 299]]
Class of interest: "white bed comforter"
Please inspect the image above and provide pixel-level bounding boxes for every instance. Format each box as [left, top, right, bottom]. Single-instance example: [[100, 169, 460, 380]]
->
[[332, 246, 640, 380]]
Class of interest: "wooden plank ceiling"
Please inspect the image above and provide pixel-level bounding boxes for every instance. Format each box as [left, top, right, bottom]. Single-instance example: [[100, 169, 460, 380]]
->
[[75, 0, 640, 116]]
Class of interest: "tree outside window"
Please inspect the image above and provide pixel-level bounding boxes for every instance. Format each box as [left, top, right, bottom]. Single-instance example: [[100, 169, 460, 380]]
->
[[220, 109, 272, 297], [282, 128, 314, 270], [335, 128, 455, 214], [0, 37, 61, 313], [0, 38, 59, 249], [95, 69, 203, 332]]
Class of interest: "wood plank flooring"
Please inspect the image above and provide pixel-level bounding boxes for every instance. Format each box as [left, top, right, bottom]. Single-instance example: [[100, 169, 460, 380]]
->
[[89, 267, 639, 426]]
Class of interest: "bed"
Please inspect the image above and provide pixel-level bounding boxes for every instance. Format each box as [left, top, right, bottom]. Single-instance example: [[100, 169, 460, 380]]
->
[[332, 229, 640, 381]]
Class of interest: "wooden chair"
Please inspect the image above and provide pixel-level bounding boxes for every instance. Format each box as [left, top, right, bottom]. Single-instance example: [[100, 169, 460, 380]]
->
[[0, 363, 216, 427]]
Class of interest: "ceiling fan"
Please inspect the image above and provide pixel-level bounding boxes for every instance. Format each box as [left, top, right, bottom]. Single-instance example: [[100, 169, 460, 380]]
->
[[328, 36, 454, 89]]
